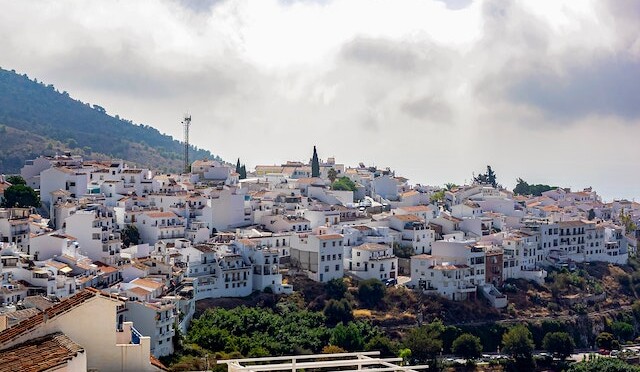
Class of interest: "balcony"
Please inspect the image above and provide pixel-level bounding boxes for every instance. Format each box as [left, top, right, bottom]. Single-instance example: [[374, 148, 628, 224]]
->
[[131, 326, 143, 345]]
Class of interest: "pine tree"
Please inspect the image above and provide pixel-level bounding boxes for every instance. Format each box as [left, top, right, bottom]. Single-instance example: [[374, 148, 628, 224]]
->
[[240, 165, 247, 179], [236, 158, 241, 174], [311, 146, 320, 178]]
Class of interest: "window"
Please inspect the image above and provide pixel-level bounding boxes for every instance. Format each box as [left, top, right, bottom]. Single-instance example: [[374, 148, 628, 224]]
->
[[323, 242, 326, 248], [325, 266, 329, 272], [321, 255, 325, 261], [356, 252, 360, 256], [335, 264, 340, 271], [332, 241, 336, 247], [338, 254, 342, 259]]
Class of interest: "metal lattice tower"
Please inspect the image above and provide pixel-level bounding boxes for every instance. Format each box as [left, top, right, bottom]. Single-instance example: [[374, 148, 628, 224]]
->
[[182, 114, 192, 173]]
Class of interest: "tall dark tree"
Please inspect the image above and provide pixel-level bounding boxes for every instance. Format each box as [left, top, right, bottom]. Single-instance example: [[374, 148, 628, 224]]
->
[[311, 146, 320, 178], [240, 165, 247, 180], [502, 325, 534, 364], [357, 279, 385, 309], [452, 333, 482, 360], [121, 224, 140, 248], [6, 175, 26, 185], [402, 324, 443, 364], [236, 158, 241, 174], [473, 165, 498, 188], [1, 184, 40, 208], [542, 332, 575, 360]]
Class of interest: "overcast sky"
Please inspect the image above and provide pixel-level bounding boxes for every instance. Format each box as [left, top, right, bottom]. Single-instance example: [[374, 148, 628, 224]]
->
[[1, 0, 639, 201]]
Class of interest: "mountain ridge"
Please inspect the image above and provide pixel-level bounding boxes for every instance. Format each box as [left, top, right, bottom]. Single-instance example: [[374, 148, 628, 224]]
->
[[0, 67, 220, 173]]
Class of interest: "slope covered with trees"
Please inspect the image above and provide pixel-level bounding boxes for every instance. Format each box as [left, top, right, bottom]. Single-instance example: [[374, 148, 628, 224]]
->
[[0, 68, 220, 173]]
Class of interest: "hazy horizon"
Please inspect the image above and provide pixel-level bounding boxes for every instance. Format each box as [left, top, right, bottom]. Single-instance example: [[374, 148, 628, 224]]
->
[[1, 0, 638, 201]]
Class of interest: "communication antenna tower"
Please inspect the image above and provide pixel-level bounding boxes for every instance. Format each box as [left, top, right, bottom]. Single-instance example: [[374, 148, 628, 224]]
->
[[182, 114, 192, 173]]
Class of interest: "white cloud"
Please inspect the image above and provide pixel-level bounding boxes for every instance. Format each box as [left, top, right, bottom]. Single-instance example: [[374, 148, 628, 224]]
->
[[0, 0, 638, 200]]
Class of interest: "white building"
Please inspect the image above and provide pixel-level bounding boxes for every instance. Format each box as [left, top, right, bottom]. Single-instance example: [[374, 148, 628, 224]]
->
[[346, 243, 397, 281], [290, 233, 344, 282]]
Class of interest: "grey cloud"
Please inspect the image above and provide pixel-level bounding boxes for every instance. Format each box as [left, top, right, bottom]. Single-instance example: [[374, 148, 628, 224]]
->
[[434, 0, 473, 11], [176, 0, 223, 13], [509, 56, 640, 121], [340, 37, 434, 72], [401, 95, 452, 123]]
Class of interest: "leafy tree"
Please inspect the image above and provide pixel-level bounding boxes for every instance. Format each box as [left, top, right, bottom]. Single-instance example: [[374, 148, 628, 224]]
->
[[393, 243, 413, 259], [473, 165, 497, 188], [311, 146, 320, 178], [596, 332, 619, 350], [365, 335, 398, 357], [566, 357, 640, 372], [325, 278, 348, 300], [121, 224, 141, 248], [430, 190, 445, 203], [513, 178, 556, 196], [327, 168, 338, 183], [330, 322, 365, 351], [5, 175, 26, 185], [357, 279, 385, 309], [611, 322, 634, 342], [444, 183, 458, 191], [331, 177, 357, 191], [398, 348, 412, 365], [323, 299, 353, 325], [1, 184, 40, 208], [502, 324, 534, 363], [542, 332, 575, 360], [402, 324, 443, 364], [452, 333, 482, 360], [620, 210, 638, 235]]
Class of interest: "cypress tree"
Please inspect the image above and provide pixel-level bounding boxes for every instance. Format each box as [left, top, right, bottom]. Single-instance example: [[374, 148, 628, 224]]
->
[[311, 146, 320, 177]]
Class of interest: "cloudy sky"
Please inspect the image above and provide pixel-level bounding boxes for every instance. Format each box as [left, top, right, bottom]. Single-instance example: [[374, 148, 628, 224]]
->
[[1, 0, 639, 200]]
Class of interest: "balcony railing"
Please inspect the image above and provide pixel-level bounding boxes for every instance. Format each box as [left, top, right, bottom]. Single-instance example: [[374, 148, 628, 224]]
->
[[131, 326, 143, 345]]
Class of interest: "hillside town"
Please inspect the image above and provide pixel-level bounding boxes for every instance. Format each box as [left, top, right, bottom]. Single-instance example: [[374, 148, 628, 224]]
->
[[0, 149, 638, 371]]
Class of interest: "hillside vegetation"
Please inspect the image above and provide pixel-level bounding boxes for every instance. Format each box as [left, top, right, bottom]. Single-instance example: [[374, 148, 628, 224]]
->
[[0, 68, 220, 173]]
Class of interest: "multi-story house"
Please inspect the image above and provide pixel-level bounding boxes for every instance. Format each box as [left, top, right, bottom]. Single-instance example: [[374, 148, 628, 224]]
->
[[388, 214, 435, 255], [0, 208, 30, 253], [290, 233, 344, 282], [409, 254, 477, 301], [135, 211, 185, 245], [64, 208, 121, 262], [346, 243, 397, 281]]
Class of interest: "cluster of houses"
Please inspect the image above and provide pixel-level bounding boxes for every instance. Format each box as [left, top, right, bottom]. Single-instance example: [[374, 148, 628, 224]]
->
[[0, 152, 638, 370]]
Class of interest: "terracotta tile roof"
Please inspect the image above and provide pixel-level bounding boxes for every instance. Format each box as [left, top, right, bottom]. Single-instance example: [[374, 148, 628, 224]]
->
[[0, 290, 97, 347], [355, 243, 389, 252], [399, 205, 433, 212], [0, 332, 84, 372], [392, 214, 422, 222], [145, 211, 178, 219], [315, 234, 343, 240], [128, 287, 152, 296], [131, 278, 164, 290], [401, 190, 419, 198]]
